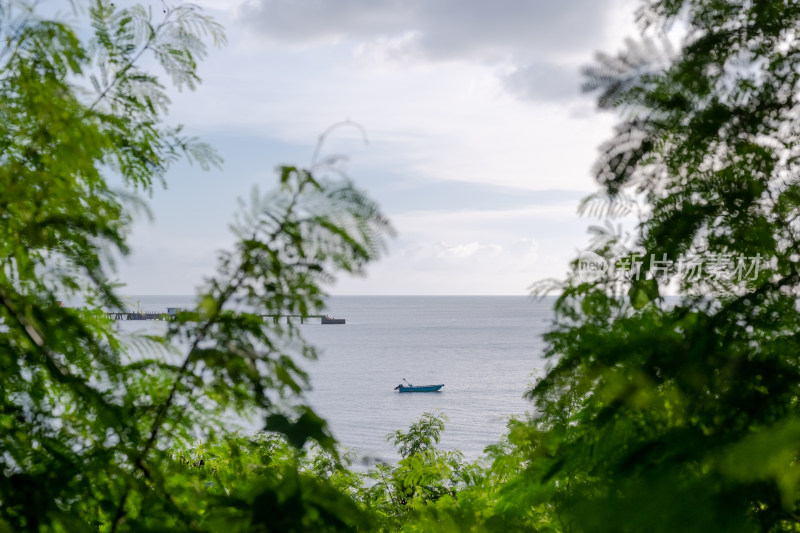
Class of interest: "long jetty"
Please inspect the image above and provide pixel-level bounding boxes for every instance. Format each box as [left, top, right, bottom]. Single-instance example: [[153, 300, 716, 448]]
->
[[107, 311, 172, 321], [106, 309, 336, 324]]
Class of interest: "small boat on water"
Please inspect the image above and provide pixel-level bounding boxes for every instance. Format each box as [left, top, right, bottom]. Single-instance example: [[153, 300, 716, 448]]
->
[[321, 315, 345, 325], [394, 379, 444, 393]]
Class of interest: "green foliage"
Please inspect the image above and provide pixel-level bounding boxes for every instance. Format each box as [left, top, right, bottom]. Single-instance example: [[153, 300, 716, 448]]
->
[[388, 411, 446, 459], [517, 0, 800, 531], [169, 413, 484, 532], [9, 0, 800, 531], [378, 413, 463, 507], [171, 434, 370, 533], [0, 1, 393, 531]]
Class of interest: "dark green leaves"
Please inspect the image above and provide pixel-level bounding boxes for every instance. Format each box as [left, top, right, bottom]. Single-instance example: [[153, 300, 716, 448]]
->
[[519, 0, 800, 530], [388, 412, 446, 459], [265, 409, 336, 451]]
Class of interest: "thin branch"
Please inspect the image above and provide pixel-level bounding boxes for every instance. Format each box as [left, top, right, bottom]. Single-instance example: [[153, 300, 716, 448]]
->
[[110, 174, 309, 532], [89, 30, 157, 111], [310, 120, 369, 168], [88, 4, 179, 111]]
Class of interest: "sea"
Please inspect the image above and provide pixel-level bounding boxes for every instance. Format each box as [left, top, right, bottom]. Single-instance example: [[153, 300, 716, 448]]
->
[[114, 295, 555, 463]]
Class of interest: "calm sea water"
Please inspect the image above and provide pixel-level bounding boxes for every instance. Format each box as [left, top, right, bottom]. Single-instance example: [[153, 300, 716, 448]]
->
[[115, 296, 554, 462]]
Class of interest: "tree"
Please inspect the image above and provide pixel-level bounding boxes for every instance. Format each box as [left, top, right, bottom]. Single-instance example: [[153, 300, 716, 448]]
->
[[0, 1, 391, 531], [514, 0, 800, 531]]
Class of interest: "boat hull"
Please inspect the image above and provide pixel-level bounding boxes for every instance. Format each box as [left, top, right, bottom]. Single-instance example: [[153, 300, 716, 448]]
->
[[396, 384, 444, 393], [321, 316, 345, 324]]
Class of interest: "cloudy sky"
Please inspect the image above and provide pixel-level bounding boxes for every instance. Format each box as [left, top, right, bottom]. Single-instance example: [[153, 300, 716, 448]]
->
[[118, 0, 637, 295]]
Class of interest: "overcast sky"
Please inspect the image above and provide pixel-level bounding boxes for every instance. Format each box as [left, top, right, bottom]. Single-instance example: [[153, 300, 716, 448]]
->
[[117, 0, 637, 295]]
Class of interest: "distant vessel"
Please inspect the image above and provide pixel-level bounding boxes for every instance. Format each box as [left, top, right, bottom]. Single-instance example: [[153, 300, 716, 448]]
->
[[321, 315, 345, 325], [394, 378, 444, 393]]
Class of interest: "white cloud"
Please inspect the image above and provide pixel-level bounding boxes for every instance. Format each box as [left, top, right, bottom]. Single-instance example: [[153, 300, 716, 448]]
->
[[331, 203, 595, 294], [114, 1, 641, 295], [167, 46, 617, 192], [233, 0, 637, 104], [236, 0, 613, 60], [436, 241, 503, 259]]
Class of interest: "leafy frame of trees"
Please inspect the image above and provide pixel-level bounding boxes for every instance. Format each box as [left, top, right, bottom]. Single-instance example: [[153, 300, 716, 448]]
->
[[5, 0, 800, 531]]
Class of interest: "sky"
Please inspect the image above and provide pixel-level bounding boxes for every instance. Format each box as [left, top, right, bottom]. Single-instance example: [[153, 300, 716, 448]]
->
[[117, 0, 638, 295]]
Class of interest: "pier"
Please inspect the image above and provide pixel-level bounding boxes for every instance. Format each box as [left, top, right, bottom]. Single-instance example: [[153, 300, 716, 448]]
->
[[107, 311, 172, 321], [106, 309, 343, 324], [261, 314, 328, 324]]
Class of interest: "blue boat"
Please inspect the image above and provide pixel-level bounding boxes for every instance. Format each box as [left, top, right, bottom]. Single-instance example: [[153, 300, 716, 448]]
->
[[394, 379, 444, 393]]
